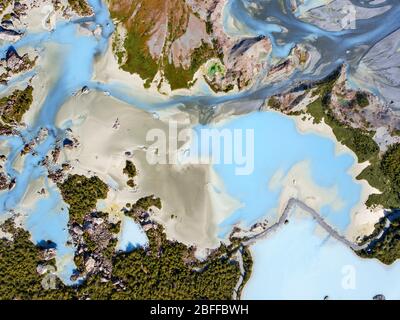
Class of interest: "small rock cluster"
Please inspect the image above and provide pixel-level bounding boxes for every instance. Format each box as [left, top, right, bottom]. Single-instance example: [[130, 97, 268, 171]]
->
[[69, 212, 118, 283], [0, 154, 11, 191], [229, 219, 269, 241]]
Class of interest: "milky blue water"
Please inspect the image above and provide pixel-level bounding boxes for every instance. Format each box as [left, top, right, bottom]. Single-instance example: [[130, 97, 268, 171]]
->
[[194, 111, 360, 236], [0, 69, 36, 94], [116, 216, 149, 253], [0, 134, 56, 213], [243, 211, 400, 300]]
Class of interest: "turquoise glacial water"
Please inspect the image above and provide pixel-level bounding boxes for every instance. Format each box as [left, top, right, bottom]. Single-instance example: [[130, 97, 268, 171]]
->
[[196, 111, 361, 236], [117, 216, 149, 253], [243, 210, 400, 300], [25, 186, 76, 284]]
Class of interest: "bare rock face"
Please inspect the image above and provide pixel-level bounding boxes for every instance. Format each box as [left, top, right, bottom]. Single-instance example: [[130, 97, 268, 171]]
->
[[0, 47, 36, 84], [40, 248, 57, 261], [6, 48, 24, 71], [329, 66, 400, 134], [85, 257, 96, 273], [205, 36, 272, 91], [296, 0, 400, 115], [353, 28, 400, 113], [0, 172, 10, 191]]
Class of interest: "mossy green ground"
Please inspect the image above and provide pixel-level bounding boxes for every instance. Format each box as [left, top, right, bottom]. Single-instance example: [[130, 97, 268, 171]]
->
[[163, 42, 217, 90], [0, 86, 34, 125], [307, 97, 379, 163], [68, 0, 92, 16], [0, 0, 12, 15], [306, 80, 400, 211]]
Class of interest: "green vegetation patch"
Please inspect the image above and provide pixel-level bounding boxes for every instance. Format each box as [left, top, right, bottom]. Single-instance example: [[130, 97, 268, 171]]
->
[[357, 143, 400, 209], [110, 0, 221, 90], [355, 92, 370, 108], [307, 96, 379, 163], [109, 0, 160, 85], [110, 0, 193, 89], [68, 0, 93, 16], [108, 226, 241, 299], [121, 30, 159, 85], [131, 195, 162, 211], [208, 62, 224, 77], [306, 73, 399, 210], [0, 1, 12, 15], [268, 96, 281, 110], [123, 160, 137, 188], [358, 216, 400, 265], [0, 221, 73, 300], [72, 225, 245, 299], [2, 13, 12, 21], [123, 160, 137, 178], [58, 174, 109, 224], [0, 86, 33, 125], [0, 219, 248, 299], [329, 117, 378, 163], [164, 42, 217, 90]]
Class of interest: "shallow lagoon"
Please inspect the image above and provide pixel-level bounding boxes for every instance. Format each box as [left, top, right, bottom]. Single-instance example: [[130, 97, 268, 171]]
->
[[243, 210, 400, 300], [204, 111, 400, 299], [116, 216, 149, 253], [199, 111, 362, 235], [25, 186, 77, 284]]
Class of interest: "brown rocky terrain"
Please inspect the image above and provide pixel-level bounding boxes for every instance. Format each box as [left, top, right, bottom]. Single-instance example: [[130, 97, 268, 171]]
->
[[109, 0, 277, 92]]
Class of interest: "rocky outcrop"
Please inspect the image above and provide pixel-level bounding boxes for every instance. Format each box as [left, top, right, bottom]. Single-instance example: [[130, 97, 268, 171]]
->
[[109, 0, 275, 91], [0, 47, 36, 84], [69, 212, 119, 281], [0, 26, 21, 42], [109, 0, 218, 90]]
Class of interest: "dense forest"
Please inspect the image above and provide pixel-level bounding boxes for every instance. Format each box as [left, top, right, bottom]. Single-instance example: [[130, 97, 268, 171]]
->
[[0, 173, 250, 300], [57, 174, 109, 224], [358, 214, 400, 265]]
